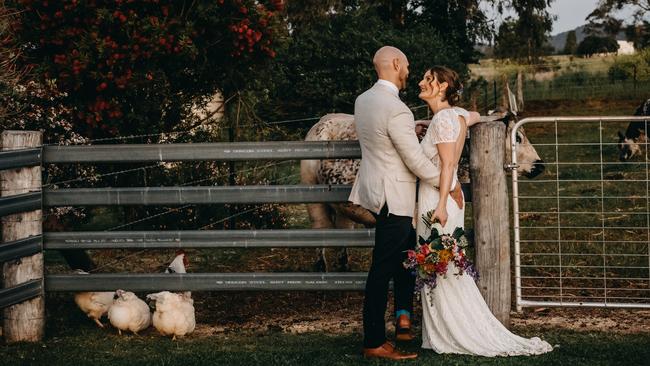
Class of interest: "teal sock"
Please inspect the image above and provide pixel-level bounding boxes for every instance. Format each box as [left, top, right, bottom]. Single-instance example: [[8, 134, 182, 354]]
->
[[396, 310, 410, 319]]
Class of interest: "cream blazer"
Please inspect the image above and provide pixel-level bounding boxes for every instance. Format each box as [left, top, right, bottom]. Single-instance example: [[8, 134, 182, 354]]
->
[[348, 82, 440, 217]]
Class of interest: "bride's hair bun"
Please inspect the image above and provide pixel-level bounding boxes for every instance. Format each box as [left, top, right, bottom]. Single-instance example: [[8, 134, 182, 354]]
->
[[428, 66, 463, 106]]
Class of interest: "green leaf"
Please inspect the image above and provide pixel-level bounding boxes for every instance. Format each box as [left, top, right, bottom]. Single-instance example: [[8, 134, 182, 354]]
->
[[432, 238, 444, 250], [452, 227, 465, 240], [418, 235, 428, 245]]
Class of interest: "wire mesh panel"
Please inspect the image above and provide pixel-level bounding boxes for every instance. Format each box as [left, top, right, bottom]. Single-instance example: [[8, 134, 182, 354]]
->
[[511, 116, 650, 310]]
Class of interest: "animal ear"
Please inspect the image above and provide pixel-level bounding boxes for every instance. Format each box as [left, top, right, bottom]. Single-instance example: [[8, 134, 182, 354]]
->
[[618, 131, 625, 139]]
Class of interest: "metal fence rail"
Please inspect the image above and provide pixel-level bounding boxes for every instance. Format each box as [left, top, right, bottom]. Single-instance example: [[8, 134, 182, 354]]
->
[[44, 229, 374, 249], [46, 273, 368, 292], [0, 192, 42, 216], [43, 185, 352, 205], [511, 116, 650, 310], [0, 148, 42, 170], [0, 235, 42, 262], [43, 184, 473, 206], [43, 141, 362, 163], [0, 279, 43, 309]]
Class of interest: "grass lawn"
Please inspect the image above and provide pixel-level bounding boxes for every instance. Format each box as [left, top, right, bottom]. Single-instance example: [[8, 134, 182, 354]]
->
[[2, 325, 649, 366]]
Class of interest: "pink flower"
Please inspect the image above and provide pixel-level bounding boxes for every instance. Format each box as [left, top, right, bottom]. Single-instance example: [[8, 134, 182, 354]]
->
[[421, 245, 430, 256]]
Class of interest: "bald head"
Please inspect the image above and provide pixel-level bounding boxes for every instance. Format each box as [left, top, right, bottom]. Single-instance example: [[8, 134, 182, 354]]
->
[[373, 46, 409, 90]]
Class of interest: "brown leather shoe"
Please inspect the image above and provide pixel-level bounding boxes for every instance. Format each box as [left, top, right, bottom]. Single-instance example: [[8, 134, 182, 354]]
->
[[395, 314, 415, 342], [363, 342, 417, 360]]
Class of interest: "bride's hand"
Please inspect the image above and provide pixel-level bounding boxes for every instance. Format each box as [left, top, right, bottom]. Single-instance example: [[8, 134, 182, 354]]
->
[[450, 184, 464, 210], [415, 120, 429, 141], [432, 204, 448, 228]]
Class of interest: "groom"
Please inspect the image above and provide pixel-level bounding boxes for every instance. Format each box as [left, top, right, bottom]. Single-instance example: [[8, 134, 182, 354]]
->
[[349, 46, 463, 360]]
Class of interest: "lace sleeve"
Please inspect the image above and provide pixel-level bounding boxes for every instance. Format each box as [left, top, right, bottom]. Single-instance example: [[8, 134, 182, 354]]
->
[[431, 109, 460, 143], [453, 107, 470, 123]]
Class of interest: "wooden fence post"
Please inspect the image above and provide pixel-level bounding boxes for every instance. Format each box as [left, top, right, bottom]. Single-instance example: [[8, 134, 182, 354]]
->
[[516, 71, 525, 112], [469, 122, 511, 327], [1, 131, 44, 342], [500, 74, 509, 110]]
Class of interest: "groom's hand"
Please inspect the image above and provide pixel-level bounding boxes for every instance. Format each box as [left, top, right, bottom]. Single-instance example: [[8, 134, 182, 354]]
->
[[450, 184, 463, 210]]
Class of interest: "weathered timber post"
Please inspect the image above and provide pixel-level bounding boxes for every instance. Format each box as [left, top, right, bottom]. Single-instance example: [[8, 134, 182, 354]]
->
[[500, 74, 509, 110], [1, 131, 44, 342], [469, 122, 511, 327], [516, 71, 525, 112]]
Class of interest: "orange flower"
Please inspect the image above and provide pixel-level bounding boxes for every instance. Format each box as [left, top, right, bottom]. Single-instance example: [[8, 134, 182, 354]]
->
[[416, 253, 426, 265], [423, 263, 436, 273], [438, 249, 453, 263]]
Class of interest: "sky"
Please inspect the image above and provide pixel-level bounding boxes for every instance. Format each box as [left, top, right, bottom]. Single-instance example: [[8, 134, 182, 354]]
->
[[485, 0, 637, 35]]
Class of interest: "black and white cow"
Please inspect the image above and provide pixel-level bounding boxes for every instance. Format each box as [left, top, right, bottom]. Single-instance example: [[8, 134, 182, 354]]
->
[[618, 99, 650, 161]]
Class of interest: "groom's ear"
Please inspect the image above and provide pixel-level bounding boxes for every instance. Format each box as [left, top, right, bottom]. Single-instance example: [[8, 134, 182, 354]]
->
[[392, 58, 400, 71]]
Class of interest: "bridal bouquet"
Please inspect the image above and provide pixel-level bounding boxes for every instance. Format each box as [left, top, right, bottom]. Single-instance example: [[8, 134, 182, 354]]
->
[[403, 210, 479, 295]]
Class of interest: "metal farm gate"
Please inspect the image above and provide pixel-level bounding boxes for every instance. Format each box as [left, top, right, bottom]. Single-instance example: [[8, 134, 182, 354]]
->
[[511, 116, 650, 310]]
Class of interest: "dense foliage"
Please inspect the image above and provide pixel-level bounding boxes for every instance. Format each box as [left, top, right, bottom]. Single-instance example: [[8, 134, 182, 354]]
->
[[576, 35, 620, 56], [6, 0, 285, 139], [258, 4, 469, 125], [562, 30, 578, 55], [587, 0, 650, 49], [493, 0, 555, 64]]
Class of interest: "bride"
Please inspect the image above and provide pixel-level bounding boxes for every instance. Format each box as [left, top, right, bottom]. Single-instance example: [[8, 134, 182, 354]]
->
[[415, 66, 553, 357]]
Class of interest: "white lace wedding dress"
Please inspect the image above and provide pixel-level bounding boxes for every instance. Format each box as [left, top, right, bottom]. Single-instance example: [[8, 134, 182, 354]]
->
[[416, 108, 553, 357]]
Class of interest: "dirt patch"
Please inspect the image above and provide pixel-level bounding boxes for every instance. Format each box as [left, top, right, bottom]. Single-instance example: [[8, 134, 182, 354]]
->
[[182, 292, 650, 338], [512, 307, 650, 334]]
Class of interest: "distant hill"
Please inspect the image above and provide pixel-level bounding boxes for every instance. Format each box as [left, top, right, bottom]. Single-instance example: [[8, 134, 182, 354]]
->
[[549, 25, 627, 52]]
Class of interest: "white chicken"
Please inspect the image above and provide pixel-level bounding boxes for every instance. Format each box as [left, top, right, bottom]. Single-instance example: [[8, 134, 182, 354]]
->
[[73, 270, 114, 328], [164, 250, 191, 298], [165, 249, 189, 274], [146, 291, 196, 340], [108, 289, 152, 335]]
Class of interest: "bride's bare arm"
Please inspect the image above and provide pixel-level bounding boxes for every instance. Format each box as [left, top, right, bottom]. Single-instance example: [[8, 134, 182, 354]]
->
[[432, 142, 457, 227], [466, 111, 482, 127]]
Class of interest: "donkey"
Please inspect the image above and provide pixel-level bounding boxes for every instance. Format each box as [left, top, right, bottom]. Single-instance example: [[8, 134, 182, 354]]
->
[[617, 99, 650, 161], [301, 112, 545, 272]]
